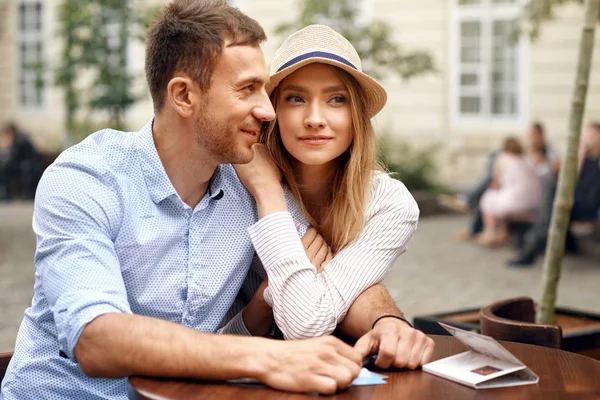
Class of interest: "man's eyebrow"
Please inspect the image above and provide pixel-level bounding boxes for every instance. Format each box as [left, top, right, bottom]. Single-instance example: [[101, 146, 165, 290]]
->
[[235, 76, 267, 87]]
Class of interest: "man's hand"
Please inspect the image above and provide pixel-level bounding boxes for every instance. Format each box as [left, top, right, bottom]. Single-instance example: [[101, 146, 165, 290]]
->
[[354, 318, 435, 370], [301, 228, 333, 272], [257, 335, 361, 394]]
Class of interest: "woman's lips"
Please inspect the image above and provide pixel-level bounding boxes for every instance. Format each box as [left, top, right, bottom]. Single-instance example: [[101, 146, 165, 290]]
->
[[299, 136, 332, 145]]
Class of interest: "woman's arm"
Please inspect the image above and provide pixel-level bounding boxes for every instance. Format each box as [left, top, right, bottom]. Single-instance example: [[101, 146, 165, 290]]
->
[[249, 175, 419, 340]]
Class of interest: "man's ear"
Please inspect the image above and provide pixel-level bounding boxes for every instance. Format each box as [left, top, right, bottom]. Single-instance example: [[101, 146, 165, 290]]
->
[[166, 75, 201, 118]]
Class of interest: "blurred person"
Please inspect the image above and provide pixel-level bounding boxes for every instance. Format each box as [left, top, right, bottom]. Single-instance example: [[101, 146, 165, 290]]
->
[[477, 137, 542, 247], [508, 122, 600, 267], [0, 123, 43, 200], [449, 121, 556, 241], [531, 145, 552, 179], [572, 123, 600, 222], [228, 24, 433, 366], [527, 121, 560, 168], [0, 3, 426, 399]]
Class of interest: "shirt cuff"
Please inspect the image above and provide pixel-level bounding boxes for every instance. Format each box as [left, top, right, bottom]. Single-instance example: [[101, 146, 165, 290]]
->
[[248, 212, 307, 270], [55, 292, 131, 362], [218, 311, 252, 336]]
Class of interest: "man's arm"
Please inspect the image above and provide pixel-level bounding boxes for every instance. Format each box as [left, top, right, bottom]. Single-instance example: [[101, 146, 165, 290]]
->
[[75, 312, 362, 396], [336, 284, 403, 338], [34, 155, 360, 395], [340, 284, 435, 370]]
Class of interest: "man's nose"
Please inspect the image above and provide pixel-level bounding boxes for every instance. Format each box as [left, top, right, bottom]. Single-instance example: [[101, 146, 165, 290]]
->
[[254, 91, 276, 122]]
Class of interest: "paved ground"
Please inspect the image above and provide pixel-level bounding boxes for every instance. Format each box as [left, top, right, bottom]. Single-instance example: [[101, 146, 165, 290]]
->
[[1, 201, 599, 352]]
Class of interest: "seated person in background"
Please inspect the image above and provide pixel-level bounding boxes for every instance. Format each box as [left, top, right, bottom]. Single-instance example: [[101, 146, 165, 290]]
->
[[531, 145, 552, 180], [228, 24, 433, 367], [478, 137, 541, 247], [508, 122, 600, 267], [572, 123, 600, 222], [527, 121, 560, 168], [450, 122, 554, 241], [0, 123, 43, 200]]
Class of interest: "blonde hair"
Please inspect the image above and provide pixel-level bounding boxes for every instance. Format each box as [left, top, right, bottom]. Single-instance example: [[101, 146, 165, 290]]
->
[[260, 66, 383, 253]]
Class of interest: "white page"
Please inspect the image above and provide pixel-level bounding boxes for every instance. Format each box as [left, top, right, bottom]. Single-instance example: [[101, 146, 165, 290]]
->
[[439, 322, 525, 365], [424, 351, 524, 386]]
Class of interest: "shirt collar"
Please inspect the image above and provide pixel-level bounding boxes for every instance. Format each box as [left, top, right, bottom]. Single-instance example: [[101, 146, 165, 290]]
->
[[208, 165, 226, 201], [136, 118, 226, 204], [136, 119, 177, 204]]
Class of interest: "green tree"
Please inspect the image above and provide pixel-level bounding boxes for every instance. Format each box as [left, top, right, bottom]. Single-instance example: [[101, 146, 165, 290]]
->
[[523, 0, 600, 39], [54, 0, 158, 142], [275, 0, 435, 80], [533, 0, 599, 324]]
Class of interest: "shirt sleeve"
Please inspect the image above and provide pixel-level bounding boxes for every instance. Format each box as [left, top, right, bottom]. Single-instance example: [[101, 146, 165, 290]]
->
[[248, 175, 419, 340], [33, 159, 132, 361]]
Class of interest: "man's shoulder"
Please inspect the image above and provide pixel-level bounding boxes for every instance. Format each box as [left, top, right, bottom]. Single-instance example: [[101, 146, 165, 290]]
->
[[52, 128, 139, 178]]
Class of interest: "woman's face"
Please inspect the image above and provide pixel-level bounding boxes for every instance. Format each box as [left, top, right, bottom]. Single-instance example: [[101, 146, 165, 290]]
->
[[276, 63, 353, 168]]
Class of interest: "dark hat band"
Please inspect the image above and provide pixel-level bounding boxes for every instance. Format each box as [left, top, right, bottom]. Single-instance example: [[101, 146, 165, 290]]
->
[[277, 51, 358, 72]]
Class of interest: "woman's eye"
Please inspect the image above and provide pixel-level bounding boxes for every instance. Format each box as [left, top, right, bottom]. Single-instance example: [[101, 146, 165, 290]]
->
[[330, 95, 347, 104], [285, 95, 304, 103]]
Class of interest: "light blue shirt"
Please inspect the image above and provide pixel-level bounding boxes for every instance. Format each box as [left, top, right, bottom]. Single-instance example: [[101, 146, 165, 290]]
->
[[0, 120, 261, 399]]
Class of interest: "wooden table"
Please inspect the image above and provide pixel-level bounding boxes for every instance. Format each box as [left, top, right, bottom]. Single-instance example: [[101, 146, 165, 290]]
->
[[130, 335, 600, 399]]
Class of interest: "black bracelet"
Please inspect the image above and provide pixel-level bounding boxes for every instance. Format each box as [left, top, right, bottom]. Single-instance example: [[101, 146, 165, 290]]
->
[[372, 314, 413, 329]]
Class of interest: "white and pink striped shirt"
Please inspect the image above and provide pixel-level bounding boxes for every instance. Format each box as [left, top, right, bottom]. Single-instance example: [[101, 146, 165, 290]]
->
[[220, 172, 420, 340]]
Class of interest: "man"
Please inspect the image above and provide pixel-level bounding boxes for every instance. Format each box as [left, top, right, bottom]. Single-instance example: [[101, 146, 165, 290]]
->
[[0, 123, 43, 200], [0, 1, 432, 399], [527, 122, 560, 168]]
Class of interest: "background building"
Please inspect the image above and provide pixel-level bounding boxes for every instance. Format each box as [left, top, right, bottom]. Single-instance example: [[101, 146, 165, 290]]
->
[[1, 0, 599, 186]]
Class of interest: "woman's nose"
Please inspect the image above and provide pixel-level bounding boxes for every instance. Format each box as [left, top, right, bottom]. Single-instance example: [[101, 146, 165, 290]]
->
[[304, 105, 326, 129]]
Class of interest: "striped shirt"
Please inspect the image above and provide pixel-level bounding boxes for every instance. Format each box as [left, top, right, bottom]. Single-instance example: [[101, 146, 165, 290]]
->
[[223, 173, 420, 340]]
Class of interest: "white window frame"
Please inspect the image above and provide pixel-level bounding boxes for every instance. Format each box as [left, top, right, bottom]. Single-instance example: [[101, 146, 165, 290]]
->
[[450, 0, 529, 127], [14, 0, 49, 111]]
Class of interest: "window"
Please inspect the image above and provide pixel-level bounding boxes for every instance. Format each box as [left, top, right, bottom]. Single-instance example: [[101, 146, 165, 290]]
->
[[16, 0, 46, 108], [453, 0, 526, 121], [226, 0, 239, 7]]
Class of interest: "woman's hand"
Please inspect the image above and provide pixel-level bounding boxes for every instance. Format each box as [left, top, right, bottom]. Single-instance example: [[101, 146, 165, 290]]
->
[[301, 228, 333, 272], [234, 144, 282, 197], [234, 144, 287, 218]]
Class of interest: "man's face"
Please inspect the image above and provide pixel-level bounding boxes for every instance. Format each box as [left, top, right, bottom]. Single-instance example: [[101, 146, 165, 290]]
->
[[584, 125, 600, 157], [193, 44, 275, 164]]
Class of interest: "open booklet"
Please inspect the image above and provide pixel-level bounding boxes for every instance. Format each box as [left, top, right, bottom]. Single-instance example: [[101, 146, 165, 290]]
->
[[423, 322, 539, 389]]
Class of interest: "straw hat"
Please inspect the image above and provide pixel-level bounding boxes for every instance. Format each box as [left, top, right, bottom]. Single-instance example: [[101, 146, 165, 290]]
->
[[267, 24, 387, 118]]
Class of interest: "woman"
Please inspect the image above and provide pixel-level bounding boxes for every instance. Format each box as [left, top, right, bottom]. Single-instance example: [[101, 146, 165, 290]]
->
[[224, 25, 420, 341], [478, 137, 541, 247]]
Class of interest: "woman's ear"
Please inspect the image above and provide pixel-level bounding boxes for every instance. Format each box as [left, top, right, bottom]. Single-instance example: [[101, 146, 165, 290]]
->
[[166, 75, 199, 118]]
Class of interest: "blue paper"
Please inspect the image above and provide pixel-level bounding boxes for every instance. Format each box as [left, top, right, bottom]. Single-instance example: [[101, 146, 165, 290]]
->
[[350, 368, 388, 386]]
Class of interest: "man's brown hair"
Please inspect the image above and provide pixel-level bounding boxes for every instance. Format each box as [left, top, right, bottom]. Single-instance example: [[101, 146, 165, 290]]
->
[[145, 0, 266, 111]]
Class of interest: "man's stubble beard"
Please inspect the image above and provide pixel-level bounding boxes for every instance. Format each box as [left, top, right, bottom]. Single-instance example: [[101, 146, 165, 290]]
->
[[193, 111, 254, 165]]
